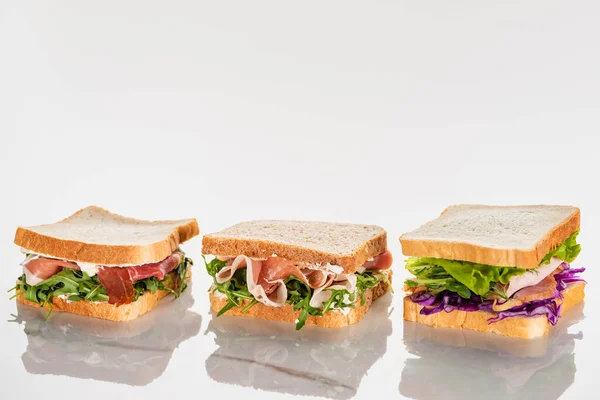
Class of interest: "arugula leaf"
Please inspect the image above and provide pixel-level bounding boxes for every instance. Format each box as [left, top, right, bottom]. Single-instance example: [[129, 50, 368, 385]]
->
[[17, 269, 110, 304], [296, 308, 309, 330], [204, 256, 256, 313], [356, 271, 387, 305], [217, 299, 238, 316], [204, 256, 388, 330], [12, 253, 193, 313]]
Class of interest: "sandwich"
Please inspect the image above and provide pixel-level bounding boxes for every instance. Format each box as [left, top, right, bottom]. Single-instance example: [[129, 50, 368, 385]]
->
[[9, 206, 199, 321], [12, 287, 201, 386], [202, 220, 393, 330], [400, 205, 585, 338], [205, 293, 392, 399]]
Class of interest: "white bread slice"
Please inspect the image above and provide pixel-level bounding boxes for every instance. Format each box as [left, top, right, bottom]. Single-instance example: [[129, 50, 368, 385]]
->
[[15, 270, 192, 322], [202, 220, 387, 274], [400, 205, 580, 268], [209, 272, 391, 328], [403, 282, 585, 339], [14, 206, 199, 265], [403, 301, 584, 358]]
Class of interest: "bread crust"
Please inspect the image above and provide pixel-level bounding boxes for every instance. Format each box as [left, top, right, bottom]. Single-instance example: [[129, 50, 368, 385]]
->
[[15, 270, 192, 322], [209, 274, 391, 328], [400, 205, 580, 268], [203, 223, 387, 274], [14, 206, 200, 265], [403, 282, 585, 339]]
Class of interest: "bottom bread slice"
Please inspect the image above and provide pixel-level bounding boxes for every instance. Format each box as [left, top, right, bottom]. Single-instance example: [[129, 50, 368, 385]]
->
[[403, 282, 585, 339], [15, 271, 192, 322], [209, 277, 391, 328]]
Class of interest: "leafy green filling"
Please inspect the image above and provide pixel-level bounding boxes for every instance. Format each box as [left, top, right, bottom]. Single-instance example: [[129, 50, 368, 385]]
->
[[404, 230, 581, 299], [540, 230, 581, 265], [204, 256, 389, 330], [9, 253, 193, 319]]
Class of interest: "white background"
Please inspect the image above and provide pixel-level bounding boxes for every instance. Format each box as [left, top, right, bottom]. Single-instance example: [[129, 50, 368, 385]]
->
[[1, 1, 599, 398]]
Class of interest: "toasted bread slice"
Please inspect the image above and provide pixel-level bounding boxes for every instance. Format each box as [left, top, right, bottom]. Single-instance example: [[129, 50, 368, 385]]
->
[[209, 272, 391, 328], [400, 205, 580, 268], [15, 270, 192, 322], [403, 282, 585, 339], [202, 220, 387, 274], [14, 206, 199, 265]]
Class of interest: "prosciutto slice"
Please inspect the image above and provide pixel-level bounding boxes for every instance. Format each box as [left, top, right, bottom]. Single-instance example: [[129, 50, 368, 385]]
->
[[361, 250, 393, 271], [513, 274, 559, 302], [215, 250, 392, 308], [505, 257, 563, 298], [303, 269, 330, 289], [309, 273, 357, 308], [23, 258, 80, 286], [245, 256, 308, 307], [97, 252, 183, 305], [97, 266, 135, 306], [216, 257, 249, 284]]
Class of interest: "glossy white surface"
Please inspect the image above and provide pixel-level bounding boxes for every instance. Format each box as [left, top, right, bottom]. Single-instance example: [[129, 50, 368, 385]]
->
[[2, 1, 600, 399], [1, 269, 594, 399]]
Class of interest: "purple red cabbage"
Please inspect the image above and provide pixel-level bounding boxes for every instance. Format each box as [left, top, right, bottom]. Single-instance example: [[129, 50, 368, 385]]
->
[[555, 265, 586, 290], [487, 297, 562, 325], [411, 262, 585, 325], [416, 292, 492, 315]]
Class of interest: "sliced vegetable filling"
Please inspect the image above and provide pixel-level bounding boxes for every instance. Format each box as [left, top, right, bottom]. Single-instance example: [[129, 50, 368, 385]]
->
[[10, 251, 193, 318], [205, 253, 392, 330], [405, 231, 584, 324]]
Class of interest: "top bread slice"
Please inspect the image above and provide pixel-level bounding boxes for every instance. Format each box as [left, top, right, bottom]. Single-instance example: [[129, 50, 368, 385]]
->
[[14, 206, 199, 265], [202, 220, 387, 274], [400, 205, 580, 269]]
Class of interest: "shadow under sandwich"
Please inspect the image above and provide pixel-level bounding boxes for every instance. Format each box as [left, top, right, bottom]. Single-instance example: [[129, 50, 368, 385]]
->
[[399, 302, 585, 400], [205, 292, 393, 399], [11, 288, 201, 386]]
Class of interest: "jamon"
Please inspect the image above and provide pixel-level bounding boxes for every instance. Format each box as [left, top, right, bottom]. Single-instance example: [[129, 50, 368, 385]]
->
[[214, 250, 391, 308], [97, 252, 182, 305], [23, 252, 183, 306], [23, 258, 80, 286], [362, 250, 393, 271]]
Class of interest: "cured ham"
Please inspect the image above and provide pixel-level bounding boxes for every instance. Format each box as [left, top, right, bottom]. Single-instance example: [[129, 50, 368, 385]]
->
[[23, 258, 80, 285], [216, 257, 245, 283], [493, 262, 564, 311], [97, 266, 135, 306], [362, 250, 393, 271], [123, 252, 182, 281], [244, 256, 309, 307], [213, 250, 392, 308], [505, 257, 563, 298], [513, 274, 559, 303], [303, 269, 330, 289], [309, 273, 357, 308], [22, 251, 183, 305], [261, 258, 308, 287], [97, 252, 182, 305]]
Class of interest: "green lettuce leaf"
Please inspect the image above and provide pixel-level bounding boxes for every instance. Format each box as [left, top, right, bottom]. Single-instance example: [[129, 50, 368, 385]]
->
[[413, 258, 526, 296], [540, 230, 581, 265], [404, 230, 582, 297], [405, 260, 488, 298]]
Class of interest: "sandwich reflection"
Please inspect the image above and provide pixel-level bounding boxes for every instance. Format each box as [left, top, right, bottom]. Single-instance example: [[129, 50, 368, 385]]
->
[[205, 293, 393, 399], [11, 288, 201, 386], [400, 303, 585, 400]]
